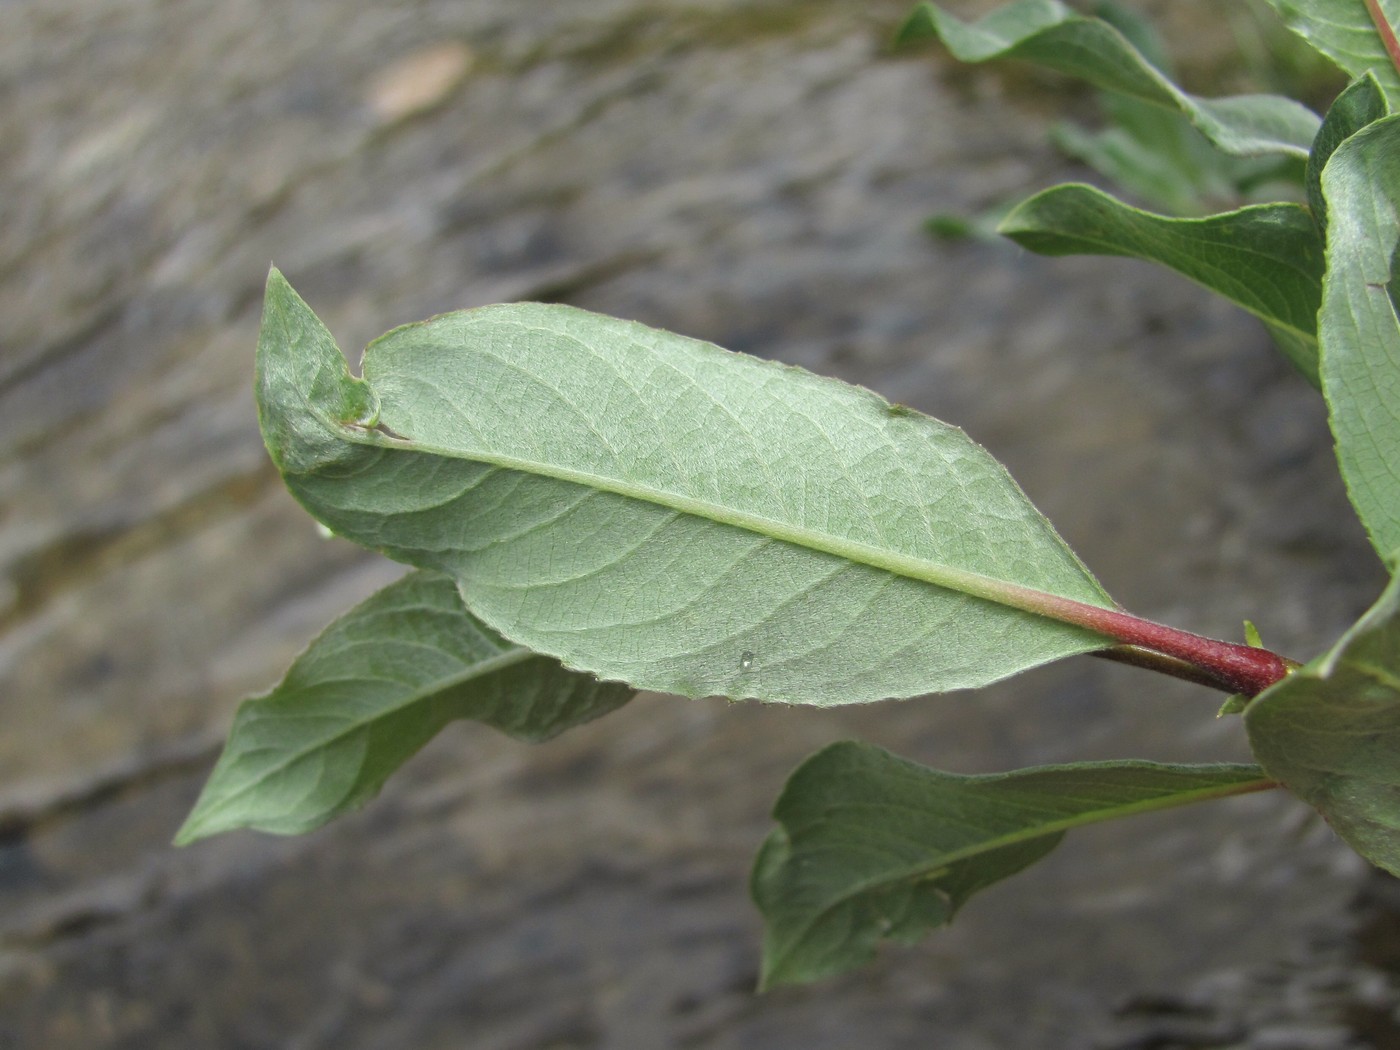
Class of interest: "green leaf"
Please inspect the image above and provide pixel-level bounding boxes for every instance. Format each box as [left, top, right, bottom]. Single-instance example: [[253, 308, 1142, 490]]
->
[[1245, 573, 1400, 874], [256, 268, 1116, 706], [1044, 3, 1306, 217], [752, 741, 1272, 987], [1245, 620, 1265, 648], [1045, 2, 1216, 215], [1306, 72, 1388, 230], [1263, 0, 1400, 109], [1317, 114, 1400, 565], [897, 0, 1321, 158], [998, 185, 1324, 385], [1091, 0, 1172, 70], [1048, 118, 1301, 217], [1218, 693, 1249, 717], [175, 570, 632, 842]]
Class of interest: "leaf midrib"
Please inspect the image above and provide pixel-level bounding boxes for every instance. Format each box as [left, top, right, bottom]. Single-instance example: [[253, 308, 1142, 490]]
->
[[350, 426, 1112, 625]]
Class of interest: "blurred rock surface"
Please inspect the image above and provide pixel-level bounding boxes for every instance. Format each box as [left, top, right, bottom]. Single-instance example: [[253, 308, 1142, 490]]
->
[[2, 0, 1396, 1046]]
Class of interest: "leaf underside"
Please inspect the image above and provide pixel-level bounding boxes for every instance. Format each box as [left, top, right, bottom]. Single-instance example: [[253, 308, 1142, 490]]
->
[[176, 570, 632, 842], [257, 269, 1117, 706], [753, 742, 1270, 987]]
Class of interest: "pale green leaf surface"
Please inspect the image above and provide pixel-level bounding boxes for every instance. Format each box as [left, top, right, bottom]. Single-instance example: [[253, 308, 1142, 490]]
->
[[752, 741, 1271, 987], [176, 570, 632, 842], [897, 0, 1320, 158], [1263, 0, 1400, 108], [256, 269, 1115, 706], [1318, 114, 1400, 565], [1306, 73, 1388, 229], [1048, 119, 1301, 218], [999, 185, 1324, 385], [1245, 573, 1400, 873]]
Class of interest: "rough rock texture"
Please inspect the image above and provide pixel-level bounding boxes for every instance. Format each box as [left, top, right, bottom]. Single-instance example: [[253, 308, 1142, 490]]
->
[[3, 0, 1397, 1046]]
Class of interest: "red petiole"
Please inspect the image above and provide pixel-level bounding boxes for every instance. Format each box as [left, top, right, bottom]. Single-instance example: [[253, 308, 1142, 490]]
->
[[1365, 0, 1400, 78], [1026, 590, 1297, 697], [970, 578, 1298, 697]]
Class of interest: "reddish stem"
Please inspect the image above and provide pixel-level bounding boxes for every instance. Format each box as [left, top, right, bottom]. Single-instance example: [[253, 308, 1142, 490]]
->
[[1091, 645, 1250, 693], [1020, 591, 1295, 697], [1365, 0, 1400, 79]]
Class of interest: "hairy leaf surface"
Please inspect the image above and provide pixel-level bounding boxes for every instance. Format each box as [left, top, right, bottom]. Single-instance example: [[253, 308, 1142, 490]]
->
[[898, 0, 1320, 158], [176, 570, 632, 842], [1000, 186, 1324, 385], [1245, 574, 1400, 874], [1263, 0, 1400, 108], [752, 742, 1272, 987], [256, 269, 1116, 705], [1318, 114, 1400, 565]]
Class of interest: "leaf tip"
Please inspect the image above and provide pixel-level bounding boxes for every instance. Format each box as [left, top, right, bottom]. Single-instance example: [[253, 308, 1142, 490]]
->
[[892, 3, 937, 48], [1217, 693, 1248, 718], [254, 269, 380, 476], [171, 805, 220, 847]]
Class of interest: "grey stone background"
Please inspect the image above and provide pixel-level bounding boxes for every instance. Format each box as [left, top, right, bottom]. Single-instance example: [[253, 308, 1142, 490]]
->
[[3, 0, 1397, 1046]]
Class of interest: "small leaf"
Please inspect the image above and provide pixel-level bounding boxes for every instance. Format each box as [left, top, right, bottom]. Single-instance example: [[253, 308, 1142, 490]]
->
[[1245, 573, 1400, 874], [255, 269, 1118, 706], [897, 0, 1320, 159], [1244, 620, 1264, 648], [175, 570, 632, 842], [1218, 693, 1249, 717], [998, 185, 1324, 385], [924, 197, 1018, 242], [752, 741, 1272, 987], [1317, 114, 1400, 566], [1048, 118, 1301, 218], [1306, 72, 1388, 230], [1263, 0, 1400, 109]]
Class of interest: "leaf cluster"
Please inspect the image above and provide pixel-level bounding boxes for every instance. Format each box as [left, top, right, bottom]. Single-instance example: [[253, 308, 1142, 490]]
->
[[182, 0, 1400, 990]]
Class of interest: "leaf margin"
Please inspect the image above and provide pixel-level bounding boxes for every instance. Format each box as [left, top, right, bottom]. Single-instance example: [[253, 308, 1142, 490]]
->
[[175, 569, 633, 844], [998, 184, 1324, 385]]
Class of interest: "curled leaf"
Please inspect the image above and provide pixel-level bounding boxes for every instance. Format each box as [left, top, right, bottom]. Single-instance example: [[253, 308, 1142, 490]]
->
[[177, 570, 632, 842]]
